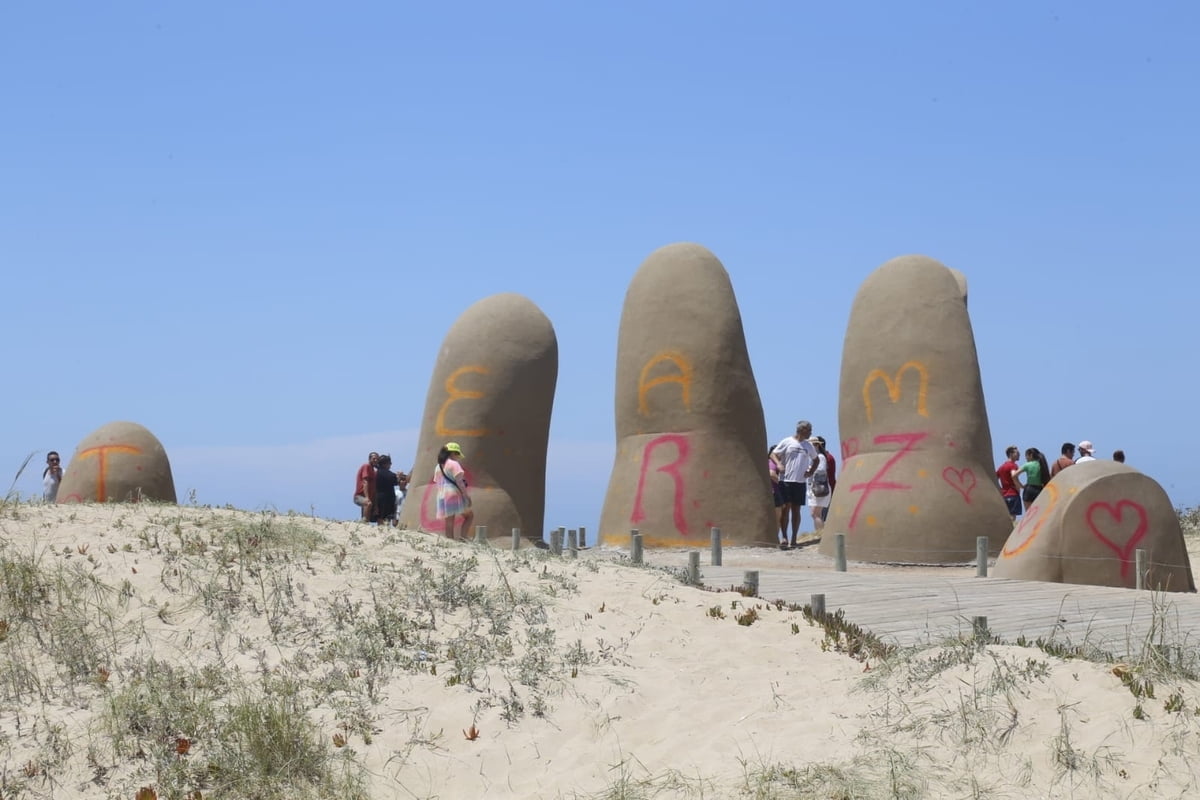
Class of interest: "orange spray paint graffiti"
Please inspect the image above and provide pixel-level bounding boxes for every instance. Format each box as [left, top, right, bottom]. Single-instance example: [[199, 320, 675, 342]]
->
[[1001, 482, 1059, 557], [862, 361, 929, 423], [75, 444, 141, 502], [637, 351, 692, 416], [435, 365, 490, 437]]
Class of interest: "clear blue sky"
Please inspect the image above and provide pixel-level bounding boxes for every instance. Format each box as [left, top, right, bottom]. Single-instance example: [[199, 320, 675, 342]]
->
[[4, 2, 1198, 531]]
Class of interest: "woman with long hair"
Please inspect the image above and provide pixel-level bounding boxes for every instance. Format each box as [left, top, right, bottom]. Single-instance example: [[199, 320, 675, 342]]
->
[[1020, 447, 1051, 511], [434, 442, 474, 540]]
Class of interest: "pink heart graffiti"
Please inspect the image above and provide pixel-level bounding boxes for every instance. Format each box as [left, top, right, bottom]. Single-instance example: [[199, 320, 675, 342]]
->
[[941, 467, 976, 503], [841, 438, 859, 463], [1086, 500, 1148, 582]]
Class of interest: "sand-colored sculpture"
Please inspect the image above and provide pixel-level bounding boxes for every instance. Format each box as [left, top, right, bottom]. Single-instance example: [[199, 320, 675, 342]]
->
[[57, 421, 177, 504], [820, 255, 1011, 563], [399, 293, 557, 542], [599, 243, 776, 547], [994, 461, 1194, 591]]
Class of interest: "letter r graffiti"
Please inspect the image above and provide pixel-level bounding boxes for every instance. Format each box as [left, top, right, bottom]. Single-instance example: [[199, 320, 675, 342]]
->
[[846, 432, 927, 530], [630, 434, 690, 535]]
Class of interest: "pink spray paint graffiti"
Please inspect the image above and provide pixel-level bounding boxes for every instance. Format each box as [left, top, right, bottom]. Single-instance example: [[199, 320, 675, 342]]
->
[[846, 432, 927, 530], [1086, 499, 1148, 582], [941, 467, 977, 503], [419, 464, 476, 533], [630, 434, 691, 536]]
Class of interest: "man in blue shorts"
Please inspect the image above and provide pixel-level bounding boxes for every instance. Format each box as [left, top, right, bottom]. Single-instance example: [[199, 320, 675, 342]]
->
[[770, 420, 818, 549]]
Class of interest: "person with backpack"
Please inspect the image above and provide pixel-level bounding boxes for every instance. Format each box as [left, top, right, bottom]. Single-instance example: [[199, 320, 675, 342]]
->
[[806, 436, 833, 534]]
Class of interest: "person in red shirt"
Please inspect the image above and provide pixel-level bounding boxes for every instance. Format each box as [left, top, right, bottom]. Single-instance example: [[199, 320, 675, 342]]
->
[[354, 452, 379, 521], [995, 445, 1023, 523]]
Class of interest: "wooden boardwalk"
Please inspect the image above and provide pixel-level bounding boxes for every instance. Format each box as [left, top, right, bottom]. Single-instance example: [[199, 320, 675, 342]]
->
[[691, 564, 1200, 657]]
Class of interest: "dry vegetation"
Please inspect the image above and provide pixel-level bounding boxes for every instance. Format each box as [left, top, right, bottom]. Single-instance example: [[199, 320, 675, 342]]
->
[[1, 496, 1200, 798]]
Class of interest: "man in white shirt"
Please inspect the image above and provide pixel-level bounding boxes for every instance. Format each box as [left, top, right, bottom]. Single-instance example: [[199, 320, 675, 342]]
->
[[770, 420, 818, 549], [1075, 440, 1097, 463]]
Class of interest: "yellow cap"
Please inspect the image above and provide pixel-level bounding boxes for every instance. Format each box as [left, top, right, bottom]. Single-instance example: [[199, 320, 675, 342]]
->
[[445, 442, 463, 455]]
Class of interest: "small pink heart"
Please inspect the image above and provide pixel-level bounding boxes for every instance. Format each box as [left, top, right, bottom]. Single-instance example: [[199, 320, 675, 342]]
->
[[841, 438, 860, 462], [941, 466, 976, 503]]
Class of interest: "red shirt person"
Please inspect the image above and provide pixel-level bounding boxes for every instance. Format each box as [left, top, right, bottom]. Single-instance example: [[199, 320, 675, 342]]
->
[[354, 452, 379, 520], [995, 445, 1023, 523]]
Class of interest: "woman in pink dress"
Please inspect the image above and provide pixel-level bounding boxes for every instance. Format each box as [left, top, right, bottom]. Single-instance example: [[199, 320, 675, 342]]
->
[[434, 442, 474, 540]]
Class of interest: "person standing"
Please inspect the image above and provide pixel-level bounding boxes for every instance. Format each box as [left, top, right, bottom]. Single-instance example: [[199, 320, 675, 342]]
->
[[768, 447, 783, 511], [996, 445, 1023, 523], [373, 455, 400, 526], [1050, 442, 1075, 478], [1019, 447, 1050, 511], [1112, 450, 1126, 463], [1075, 440, 1097, 463], [805, 437, 833, 533], [43, 451, 63, 502], [395, 468, 411, 516], [770, 420, 818, 549], [816, 438, 835, 525], [353, 452, 379, 521], [434, 442, 474, 541]]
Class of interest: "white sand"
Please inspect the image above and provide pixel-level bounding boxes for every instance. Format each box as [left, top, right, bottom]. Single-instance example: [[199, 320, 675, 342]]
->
[[2, 502, 1200, 798]]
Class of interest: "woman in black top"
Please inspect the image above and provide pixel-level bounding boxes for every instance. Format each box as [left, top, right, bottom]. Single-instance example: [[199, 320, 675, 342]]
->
[[373, 454, 399, 525]]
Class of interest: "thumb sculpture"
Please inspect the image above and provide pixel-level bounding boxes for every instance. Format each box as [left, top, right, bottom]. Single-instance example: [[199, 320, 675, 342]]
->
[[599, 243, 776, 547], [398, 293, 557, 543], [821, 255, 1011, 563], [994, 461, 1194, 591], [57, 420, 177, 504]]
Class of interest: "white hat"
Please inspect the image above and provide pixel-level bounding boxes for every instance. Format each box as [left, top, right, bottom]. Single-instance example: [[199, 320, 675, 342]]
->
[[1077, 440, 1094, 455]]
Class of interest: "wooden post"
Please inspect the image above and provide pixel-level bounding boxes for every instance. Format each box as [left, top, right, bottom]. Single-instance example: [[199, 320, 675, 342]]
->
[[631, 531, 643, 564], [810, 593, 826, 617], [972, 615, 988, 640], [834, 533, 847, 572], [578, 526, 587, 548], [743, 570, 759, 597], [511, 527, 521, 551], [688, 551, 700, 585], [550, 528, 563, 556], [567, 529, 578, 559], [710, 527, 722, 566], [976, 536, 988, 577], [1136, 548, 1147, 590], [474, 525, 488, 545]]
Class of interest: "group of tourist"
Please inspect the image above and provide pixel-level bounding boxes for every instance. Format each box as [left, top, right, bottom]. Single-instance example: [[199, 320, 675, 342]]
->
[[769, 420, 835, 550], [353, 451, 411, 526], [352, 443, 475, 538], [995, 440, 1126, 522]]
